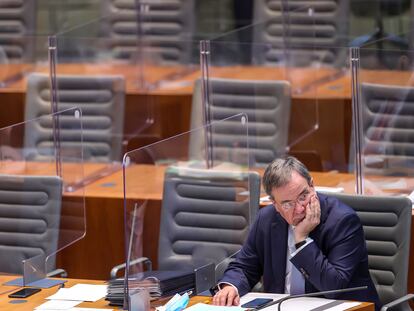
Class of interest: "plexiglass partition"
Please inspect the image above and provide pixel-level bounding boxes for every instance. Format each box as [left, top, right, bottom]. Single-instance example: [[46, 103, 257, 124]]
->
[[0, 0, 41, 89], [198, 4, 356, 179], [351, 45, 414, 197], [0, 108, 85, 286], [122, 114, 252, 309], [50, 1, 202, 188]]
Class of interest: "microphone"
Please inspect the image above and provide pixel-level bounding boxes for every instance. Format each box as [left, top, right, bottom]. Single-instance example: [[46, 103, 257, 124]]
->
[[254, 286, 368, 311]]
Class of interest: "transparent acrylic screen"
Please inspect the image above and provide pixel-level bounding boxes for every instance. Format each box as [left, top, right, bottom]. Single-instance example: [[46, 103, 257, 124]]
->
[[122, 114, 253, 309], [0, 108, 85, 285]]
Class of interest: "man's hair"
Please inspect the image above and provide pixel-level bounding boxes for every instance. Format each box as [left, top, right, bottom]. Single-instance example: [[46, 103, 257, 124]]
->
[[262, 156, 312, 199]]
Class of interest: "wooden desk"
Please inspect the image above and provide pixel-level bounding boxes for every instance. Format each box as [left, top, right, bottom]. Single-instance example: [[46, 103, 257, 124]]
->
[[0, 63, 352, 171], [2, 64, 414, 171], [2, 161, 413, 302], [0, 275, 374, 311], [20, 163, 408, 297], [0, 275, 113, 310]]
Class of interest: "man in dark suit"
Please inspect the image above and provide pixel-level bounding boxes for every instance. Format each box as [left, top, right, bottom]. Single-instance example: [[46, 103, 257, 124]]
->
[[212, 156, 381, 310]]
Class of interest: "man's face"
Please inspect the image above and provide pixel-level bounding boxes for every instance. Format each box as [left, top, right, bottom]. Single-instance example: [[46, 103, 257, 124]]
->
[[271, 171, 314, 226]]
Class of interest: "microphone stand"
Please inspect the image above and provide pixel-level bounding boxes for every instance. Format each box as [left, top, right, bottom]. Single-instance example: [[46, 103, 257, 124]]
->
[[253, 286, 368, 311]]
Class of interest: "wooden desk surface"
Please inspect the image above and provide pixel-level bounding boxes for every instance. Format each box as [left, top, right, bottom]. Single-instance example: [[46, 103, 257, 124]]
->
[[0, 275, 374, 311], [0, 275, 113, 310], [1, 64, 413, 172]]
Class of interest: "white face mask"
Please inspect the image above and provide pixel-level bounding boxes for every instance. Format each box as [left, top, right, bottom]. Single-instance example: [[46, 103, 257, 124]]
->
[[163, 291, 190, 311]]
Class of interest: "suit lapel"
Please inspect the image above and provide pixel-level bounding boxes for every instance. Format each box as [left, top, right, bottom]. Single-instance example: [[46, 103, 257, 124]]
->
[[270, 215, 288, 293]]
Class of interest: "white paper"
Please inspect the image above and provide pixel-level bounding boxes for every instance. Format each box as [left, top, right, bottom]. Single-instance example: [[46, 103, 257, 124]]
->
[[240, 293, 340, 311], [315, 186, 344, 193], [35, 299, 82, 310], [69, 308, 114, 311], [185, 303, 245, 311], [46, 284, 108, 302], [325, 301, 361, 311]]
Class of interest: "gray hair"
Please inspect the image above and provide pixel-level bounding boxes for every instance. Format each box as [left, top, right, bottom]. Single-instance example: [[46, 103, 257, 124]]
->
[[262, 156, 312, 199]]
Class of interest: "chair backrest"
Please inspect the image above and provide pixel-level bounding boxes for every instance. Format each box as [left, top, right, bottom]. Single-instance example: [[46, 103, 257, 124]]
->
[[24, 73, 125, 162], [190, 78, 291, 167], [158, 167, 261, 276], [0, 0, 36, 62], [0, 174, 62, 274], [327, 192, 412, 309], [351, 82, 414, 175], [101, 0, 194, 64], [252, 0, 349, 66]]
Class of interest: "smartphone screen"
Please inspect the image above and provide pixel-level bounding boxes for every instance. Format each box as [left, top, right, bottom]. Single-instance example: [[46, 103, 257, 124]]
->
[[241, 298, 273, 308], [8, 287, 41, 298]]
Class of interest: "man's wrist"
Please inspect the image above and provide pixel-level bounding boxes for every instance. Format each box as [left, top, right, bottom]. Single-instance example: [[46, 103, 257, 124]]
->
[[295, 240, 307, 249], [294, 234, 308, 244]]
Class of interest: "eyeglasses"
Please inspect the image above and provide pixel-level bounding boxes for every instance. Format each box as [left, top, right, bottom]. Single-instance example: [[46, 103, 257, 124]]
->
[[278, 188, 311, 210]]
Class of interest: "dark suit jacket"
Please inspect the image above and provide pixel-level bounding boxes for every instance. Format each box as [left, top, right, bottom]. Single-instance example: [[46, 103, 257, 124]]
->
[[220, 193, 381, 310]]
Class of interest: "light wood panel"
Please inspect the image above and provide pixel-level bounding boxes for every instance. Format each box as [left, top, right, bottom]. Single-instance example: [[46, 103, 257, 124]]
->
[[0, 275, 374, 311]]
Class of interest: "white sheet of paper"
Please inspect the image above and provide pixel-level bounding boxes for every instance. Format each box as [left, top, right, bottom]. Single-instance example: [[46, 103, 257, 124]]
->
[[315, 186, 344, 193], [325, 301, 361, 311], [46, 284, 107, 302], [240, 293, 345, 311], [185, 303, 245, 310], [69, 308, 114, 311], [35, 299, 82, 310]]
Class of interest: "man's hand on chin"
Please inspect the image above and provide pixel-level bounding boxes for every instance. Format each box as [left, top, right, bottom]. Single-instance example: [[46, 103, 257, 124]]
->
[[294, 195, 321, 243]]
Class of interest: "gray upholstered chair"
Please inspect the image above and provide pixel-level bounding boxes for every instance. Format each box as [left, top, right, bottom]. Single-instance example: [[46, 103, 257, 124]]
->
[[252, 0, 349, 66], [352, 82, 414, 175], [0, 0, 36, 62], [0, 174, 63, 275], [111, 167, 261, 280], [327, 193, 413, 311], [101, 0, 194, 64], [190, 78, 291, 167], [24, 73, 125, 162]]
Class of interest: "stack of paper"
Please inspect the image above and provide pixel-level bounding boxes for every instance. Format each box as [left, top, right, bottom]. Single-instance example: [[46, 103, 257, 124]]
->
[[47, 284, 108, 302], [106, 270, 195, 306]]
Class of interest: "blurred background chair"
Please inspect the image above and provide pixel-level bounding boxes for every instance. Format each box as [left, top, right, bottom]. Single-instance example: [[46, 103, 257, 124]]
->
[[350, 83, 414, 176], [111, 167, 261, 281], [252, 0, 350, 67], [350, 0, 412, 69], [0, 0, 36, 62], [100, 0, 195, 64], [328, 193, 413, 311], [24, 73, 125, 162], [190, 78, 291, 167], [0, 174, 63, 275]]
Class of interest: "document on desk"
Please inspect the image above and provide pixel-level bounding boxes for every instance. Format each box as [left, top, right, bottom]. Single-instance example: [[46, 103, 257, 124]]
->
[[35, 299, 82, 310], [185, 303, 245, 310], [46, 284, 108, 302], [240, 293, 361, 311]]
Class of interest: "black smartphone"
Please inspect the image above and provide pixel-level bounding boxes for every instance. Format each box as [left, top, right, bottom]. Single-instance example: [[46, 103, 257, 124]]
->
[[8, 287, 41, 298], [241, 298, 273, 308]]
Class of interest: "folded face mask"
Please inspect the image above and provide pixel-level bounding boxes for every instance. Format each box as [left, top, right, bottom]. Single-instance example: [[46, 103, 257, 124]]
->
[[164, 292, 190, 311]]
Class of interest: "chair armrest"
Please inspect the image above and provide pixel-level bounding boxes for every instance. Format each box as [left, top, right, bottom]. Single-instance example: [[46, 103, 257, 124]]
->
[[47, 269, 67, 278], [380, 293, 414, 311], [110, 257, 152, 280]]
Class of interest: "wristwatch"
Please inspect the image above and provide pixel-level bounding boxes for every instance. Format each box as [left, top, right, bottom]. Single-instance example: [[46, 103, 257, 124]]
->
[[295, 240, 307, 249]]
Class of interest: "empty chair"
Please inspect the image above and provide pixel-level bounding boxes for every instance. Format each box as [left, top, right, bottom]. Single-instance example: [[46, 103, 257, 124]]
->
[[0, 174, 62, 275], [0, 0, 36, 62], [101, 0, 194, 64], [190, 78, 291, 167], [327, 193, 413, 310], [353, 83, 414, 175], [24, 73, 125, 162], [252, 0, 350, 66], [111, 167, 261, 280]]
